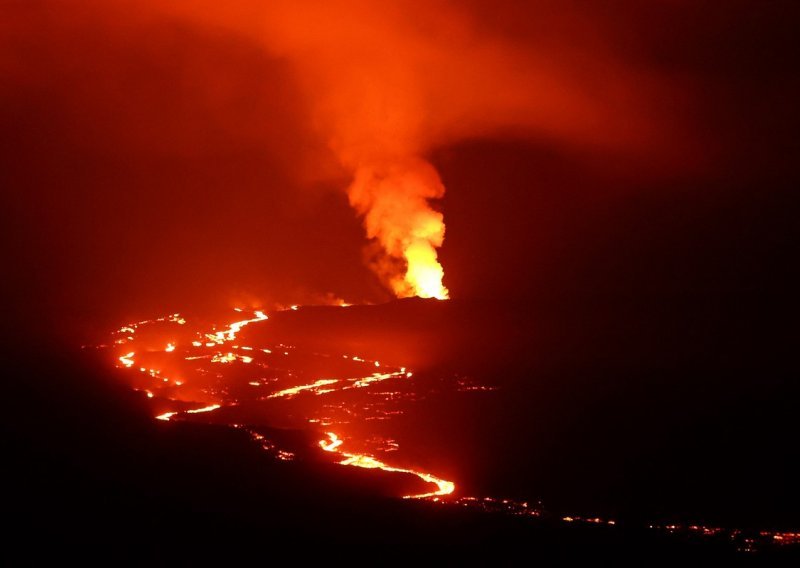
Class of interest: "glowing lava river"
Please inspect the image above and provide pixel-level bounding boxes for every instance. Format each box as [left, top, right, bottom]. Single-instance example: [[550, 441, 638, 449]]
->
[[104, 306, 462, 500], [97, 305, 799, 553]]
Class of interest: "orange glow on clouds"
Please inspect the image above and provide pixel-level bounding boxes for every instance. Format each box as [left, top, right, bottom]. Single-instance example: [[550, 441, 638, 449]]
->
[[147, 0, 695, 301]]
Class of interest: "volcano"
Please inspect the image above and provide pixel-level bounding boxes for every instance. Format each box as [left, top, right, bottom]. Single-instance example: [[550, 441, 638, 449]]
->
[[3, 0, 799, 562]]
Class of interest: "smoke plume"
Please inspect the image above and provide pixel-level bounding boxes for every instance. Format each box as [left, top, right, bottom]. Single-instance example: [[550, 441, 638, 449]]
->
[[348, 159, 448, 298], [241, 0, 678, 298], [26, 0, 686, 299]]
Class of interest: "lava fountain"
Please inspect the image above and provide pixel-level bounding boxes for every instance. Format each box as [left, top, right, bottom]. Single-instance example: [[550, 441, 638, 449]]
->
[[348, 159, 449, 300]]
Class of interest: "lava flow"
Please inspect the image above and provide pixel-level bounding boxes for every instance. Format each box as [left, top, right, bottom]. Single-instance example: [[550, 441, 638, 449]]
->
[[99, 305, 799, 553], [320, 432, 454, 499], [104, 306, 462, 501]]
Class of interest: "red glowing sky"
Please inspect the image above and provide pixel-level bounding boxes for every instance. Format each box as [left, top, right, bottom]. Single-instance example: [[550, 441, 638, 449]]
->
[[1, 0, 797, 340]]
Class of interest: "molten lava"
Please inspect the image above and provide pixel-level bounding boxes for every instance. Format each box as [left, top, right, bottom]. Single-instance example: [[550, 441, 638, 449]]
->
[[107, 307, 458, 501], [320, 433, 454, 499], [100, 306, 799, 553]]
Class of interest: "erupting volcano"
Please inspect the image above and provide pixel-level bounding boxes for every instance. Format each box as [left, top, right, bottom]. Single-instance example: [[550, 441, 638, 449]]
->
[[348, 159, 449, 300], [4, 0, 798, 562]]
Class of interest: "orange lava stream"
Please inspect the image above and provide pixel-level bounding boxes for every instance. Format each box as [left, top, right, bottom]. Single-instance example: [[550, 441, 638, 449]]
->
[[319, 432, 455, 499], [206, 310, 268, 344], [268, 378, 340, 399], [113, 307, 456, 501], [104, 308, 800, 551], [155, 404, 220, 422], [186, 404, 221, 414]]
